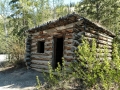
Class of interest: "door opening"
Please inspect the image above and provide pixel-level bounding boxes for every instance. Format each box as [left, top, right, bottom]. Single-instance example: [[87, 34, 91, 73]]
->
[[53, 37, 64, 69]]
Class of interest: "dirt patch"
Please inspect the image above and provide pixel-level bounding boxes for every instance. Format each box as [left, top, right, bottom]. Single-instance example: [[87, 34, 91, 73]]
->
[[0, 67, 44, 90]]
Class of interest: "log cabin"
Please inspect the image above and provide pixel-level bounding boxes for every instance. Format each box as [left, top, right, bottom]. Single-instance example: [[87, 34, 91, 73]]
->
[[25, 13, 115, 72]]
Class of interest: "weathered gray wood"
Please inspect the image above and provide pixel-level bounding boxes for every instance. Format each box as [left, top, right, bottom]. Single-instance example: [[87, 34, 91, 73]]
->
[[31, 64, 49, 69], [84, 32, 113, 42], [31, 60, 50, 65], [96, 53, 112, 57], [98, 44, 112, 49], [32, 68, 49, 73], [73, 40, 80, 46], [64, 45, 72, 50], [77, 31, 85, 37], [71, 46, 77, 52], [73, 34, 79, 40], [31, 55, 52, 60], [73, 28, 79, 33], [26, 45, 31, 47], [96, 48, 112, 53], [97, 40, 112, 46], [25, 58, 31, 61], [84, 37, 112, 46]]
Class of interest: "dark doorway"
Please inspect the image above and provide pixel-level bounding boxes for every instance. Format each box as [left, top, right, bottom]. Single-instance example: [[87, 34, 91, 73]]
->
[[53, 37, 64, 69]]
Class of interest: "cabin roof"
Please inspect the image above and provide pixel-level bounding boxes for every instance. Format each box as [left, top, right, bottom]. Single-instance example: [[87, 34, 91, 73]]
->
[[26, 13, 115, 37]]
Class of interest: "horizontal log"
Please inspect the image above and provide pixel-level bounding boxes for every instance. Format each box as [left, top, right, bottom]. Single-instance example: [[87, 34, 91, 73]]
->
[[64, 57, 74, 61], [45, 47, 52, 51], [64, 55, 73, 59], [64, 45, 72, 50], [45, 43, 52, 46], [32, 31, 46, 36], [84, 37, 112, 46], [31, 58, 51, 61], [73, 28, 80, 33], [66, 29, 73, 33], [64, 61, 71, 66], [86, 29, 113, 40], [55, 22, 75, 30], [97, 44, 112, 49], [84, 32, 113, 42], [31, 42, 37, 46], [31, 52, 52, 56], [96, 49, 112, 53], [98, 57, 112, 60], [31, 44, 37, 48], [96, 53, 112, 57], [47, 37, 53, 40], [97, 40, 112, 46], [98, 33, 113, 40], [57, 29, 66, 33], [64, 55, 74, 61], [45, 51, 53, 54], [65, 34, 73, 39], [64, 39, 73, 44], [30, 56, 51, 60], [31, 64, 49, 70], [31, 55, 52, 60], [31, 60, 50, 65], [32, 68, 49, 73], [31, 46, 37, 50], [64, 50, 73, 54], [74, 25, 85, 31]]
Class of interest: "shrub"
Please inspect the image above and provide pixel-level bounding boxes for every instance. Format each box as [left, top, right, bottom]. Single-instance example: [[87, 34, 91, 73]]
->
[[71, 39, 120, 90], [1, 35, 25, 67], [36, 39, 120, 90]]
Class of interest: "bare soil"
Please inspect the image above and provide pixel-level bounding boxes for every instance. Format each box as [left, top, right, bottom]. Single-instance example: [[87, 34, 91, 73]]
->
[[0, 66, 44, 90]]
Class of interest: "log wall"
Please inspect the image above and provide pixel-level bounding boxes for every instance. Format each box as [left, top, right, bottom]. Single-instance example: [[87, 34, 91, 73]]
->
[[25, 18, 114, 72], [29, 23, 77, 72]]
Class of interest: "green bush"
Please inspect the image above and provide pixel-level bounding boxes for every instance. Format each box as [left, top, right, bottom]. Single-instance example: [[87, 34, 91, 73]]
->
[[71, 39, 120, 90], [37, 39, 120, 90]]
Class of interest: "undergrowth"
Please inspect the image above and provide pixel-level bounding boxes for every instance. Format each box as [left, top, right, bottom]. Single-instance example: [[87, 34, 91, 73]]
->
[[36, 39, 120, 90]]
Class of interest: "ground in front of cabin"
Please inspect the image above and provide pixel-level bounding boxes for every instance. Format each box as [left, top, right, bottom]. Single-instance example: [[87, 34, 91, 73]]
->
[[0, 66, 44, 90]]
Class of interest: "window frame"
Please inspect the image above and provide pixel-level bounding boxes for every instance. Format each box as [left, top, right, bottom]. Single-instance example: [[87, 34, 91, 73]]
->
[[37, 41, 45, 53]]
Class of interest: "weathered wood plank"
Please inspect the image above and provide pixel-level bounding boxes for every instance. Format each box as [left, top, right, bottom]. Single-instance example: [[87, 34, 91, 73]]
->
[[32, 68, 49, 73], [97, 44, 112, 49], [65, 34, 73, 39], [97, 40, 112, 46], [84, 37, 112, 46], [84, 32, 113, 42], [64, 39, 73, 45], [96, 49, 112, 53], [31, 60, 50, 65], [66, 29, 73, 33], [31, 55, 52, 60], [96, 53, 112, 57], [31, 64, 49, 69], [64, 45, 72, 50]]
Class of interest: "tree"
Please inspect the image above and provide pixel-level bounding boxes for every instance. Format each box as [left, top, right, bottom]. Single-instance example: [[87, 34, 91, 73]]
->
[[76, 0, 120, 33]]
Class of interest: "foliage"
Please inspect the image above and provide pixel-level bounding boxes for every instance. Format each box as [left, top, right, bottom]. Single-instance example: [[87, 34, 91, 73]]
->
[[71, 39, 120, 90], [36, 39, 120, 90], [75, 0, 120, 34]]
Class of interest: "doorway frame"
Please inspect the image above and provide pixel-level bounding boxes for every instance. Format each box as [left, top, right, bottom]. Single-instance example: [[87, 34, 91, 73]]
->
[[52, 34, 65, 69]]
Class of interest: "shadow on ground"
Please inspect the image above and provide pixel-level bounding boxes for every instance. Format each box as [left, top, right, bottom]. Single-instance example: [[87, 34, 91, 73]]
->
[[0, 66, 45, 89]]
